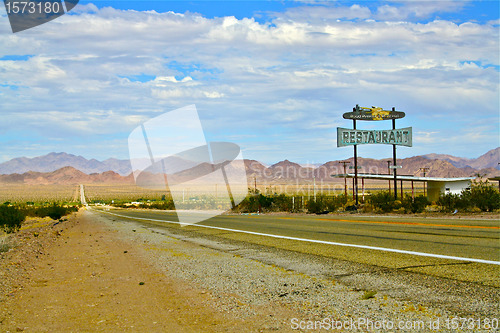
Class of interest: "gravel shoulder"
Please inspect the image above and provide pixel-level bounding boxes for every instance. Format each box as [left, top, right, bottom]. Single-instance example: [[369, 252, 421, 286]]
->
[[0, 208, 499, 332], [0, 211, 299, 332]]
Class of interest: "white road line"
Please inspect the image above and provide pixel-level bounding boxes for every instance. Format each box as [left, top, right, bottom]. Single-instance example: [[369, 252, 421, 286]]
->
[[94, 209, 500, 266]]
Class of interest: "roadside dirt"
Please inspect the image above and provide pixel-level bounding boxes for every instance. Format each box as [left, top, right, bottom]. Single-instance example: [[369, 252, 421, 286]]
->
[[0, 211, 299, 332]]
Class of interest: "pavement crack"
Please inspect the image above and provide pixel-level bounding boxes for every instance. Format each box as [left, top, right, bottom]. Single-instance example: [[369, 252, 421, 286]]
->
[[397, 261, 472, 270]]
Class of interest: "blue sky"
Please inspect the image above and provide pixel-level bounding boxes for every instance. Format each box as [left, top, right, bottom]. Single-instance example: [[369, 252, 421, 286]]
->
[[0, 0, 498, 165]]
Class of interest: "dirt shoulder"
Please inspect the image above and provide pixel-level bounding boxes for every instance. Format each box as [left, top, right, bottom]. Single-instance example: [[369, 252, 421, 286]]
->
[[0, 211, 298, 332]]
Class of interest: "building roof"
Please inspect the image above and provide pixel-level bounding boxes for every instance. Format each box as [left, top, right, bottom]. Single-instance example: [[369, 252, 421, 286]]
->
[[332, 173, 475, 182]]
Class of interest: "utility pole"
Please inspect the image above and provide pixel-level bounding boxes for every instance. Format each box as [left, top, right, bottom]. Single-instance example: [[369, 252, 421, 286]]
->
[[339, 161, 351, 198], [419, 167, 429, 197], [313, 176, 316, 201], [386, 160, 392, 194]]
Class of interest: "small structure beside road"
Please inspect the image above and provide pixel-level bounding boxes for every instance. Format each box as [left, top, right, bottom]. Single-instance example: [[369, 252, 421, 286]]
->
[[332, 174, 474, 201]]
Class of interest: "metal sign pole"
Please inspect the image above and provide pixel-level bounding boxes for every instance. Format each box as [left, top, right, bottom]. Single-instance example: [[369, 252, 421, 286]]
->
[[338, 105, 411, 206], [392, 108, 398, 201], [353, 119, 359, 205]]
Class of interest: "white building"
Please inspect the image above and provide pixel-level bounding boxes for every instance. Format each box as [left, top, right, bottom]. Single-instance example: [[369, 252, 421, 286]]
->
[[334, 174, 474, 201]]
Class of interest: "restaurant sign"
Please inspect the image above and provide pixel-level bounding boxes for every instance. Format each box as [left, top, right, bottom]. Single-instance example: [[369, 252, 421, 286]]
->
[[337, 127, 412, 147], [342, 106, 405, 121]]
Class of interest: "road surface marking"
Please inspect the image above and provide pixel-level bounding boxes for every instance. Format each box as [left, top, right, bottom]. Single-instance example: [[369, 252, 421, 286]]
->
[[94, 209, 500, 266], [316, 218, 500, 230]]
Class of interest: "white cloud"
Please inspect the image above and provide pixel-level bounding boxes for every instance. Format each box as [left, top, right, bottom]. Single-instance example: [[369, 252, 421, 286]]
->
[[0, 4, 498, 162], [375, 1, 467, 21]]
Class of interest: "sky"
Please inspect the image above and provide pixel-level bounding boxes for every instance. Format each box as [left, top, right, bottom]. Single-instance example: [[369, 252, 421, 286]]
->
[[0, 0, 498, 165]]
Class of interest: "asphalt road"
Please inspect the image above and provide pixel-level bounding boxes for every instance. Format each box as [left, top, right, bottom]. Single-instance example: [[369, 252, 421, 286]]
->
[[94, 208, 499, 261], [86, 206, 499, 286], [79, 184, 499, 265]]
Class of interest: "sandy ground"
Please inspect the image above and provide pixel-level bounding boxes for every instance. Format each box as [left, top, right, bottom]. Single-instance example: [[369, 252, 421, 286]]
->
[[0, 212, 299, 332]]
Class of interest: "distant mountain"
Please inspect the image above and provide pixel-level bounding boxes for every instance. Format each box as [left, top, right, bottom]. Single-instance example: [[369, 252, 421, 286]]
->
[[0, 152, 132, 175], [423, 148, 499, 170], [0, 148, 498, 184], [313, 156, 487, 180], [0, 166, 134, 185]]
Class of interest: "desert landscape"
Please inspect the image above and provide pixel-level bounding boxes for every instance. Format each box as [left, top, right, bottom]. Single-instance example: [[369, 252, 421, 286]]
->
[[0, 148, 498, 332], [1, 1, 499, 330]]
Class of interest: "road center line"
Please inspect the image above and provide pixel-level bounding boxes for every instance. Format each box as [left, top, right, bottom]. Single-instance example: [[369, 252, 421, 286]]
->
[[93, 209, 500, 266], [316, 218, 500, 229]]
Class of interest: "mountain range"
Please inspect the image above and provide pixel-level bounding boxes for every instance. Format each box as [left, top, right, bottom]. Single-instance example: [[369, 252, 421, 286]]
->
[[0, 148, 498, 185], [0, 152, 132, 176]]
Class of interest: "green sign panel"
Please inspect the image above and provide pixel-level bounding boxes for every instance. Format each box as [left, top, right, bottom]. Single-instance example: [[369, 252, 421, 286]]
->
[[337, 127, 412, 147]]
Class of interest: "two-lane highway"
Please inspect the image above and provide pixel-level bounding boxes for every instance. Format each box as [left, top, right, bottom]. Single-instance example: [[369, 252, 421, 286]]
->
[[81, 186, 499, 285], [92, 207, 499, 266]]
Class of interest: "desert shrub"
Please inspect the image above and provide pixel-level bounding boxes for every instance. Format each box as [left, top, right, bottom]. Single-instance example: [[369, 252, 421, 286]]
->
[[359, 203, 374, 213], [437, 193, 454, 211], [469, 180, 500, 212], [437, 193, 465, 212], [306, 198, 325, 214], [437, 180, 499, 212], [23, 203, 78, 220], [236, 193, 274, 213], [0, 204, 25, 233], [402, 195, 430, 213], [306, 195, 340, 214], [0, 237, 12, 253], [337, 194, 349, 207], [270, 194, 291, 212], [368, 191, 397, 213], [44, 203, 67, 220], [147, 200, 175, 210], [235, 193, 344, 214]]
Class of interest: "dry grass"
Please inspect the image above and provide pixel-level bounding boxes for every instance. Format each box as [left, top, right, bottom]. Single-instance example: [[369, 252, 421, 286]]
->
[[360, 290, 377, 300], [83, 184, 169, 202], [0, 234, 13, 253], [0, 180, 426, 205], [0, 184, 78, 204]]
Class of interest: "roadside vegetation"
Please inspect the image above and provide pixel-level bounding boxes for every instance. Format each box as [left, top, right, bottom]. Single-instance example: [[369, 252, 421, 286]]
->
[[0, 202, 79, 235], [437, 179, 500, 213], [234, 179, 499, 214], [90, 178, 499, 215]]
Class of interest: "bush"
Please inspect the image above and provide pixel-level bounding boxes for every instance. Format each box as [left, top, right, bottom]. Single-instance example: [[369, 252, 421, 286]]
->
[[437, 179, 499, 212], [306, 195, 341, 214], [402, 195, 430, 214], [0, 205, 25, 233], [236, 193, 274, 213], [437, 193, 470, 212], [306, 198, 325, 214], [368, 191, 397, 213], [145, 200, 175, 210], [45, 203, 67, 220], [0, 237, 13, 253], [22, 203, 78, 220], [469, 180, 500, 212], [437, 193, 458, 212], [272, 194, 293, 212]]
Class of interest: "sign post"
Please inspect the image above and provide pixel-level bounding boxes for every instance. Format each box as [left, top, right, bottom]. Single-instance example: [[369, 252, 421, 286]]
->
[[353, 119, 358, 204], [338, 105, 411, 205], [392, 112, 397, 200]]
